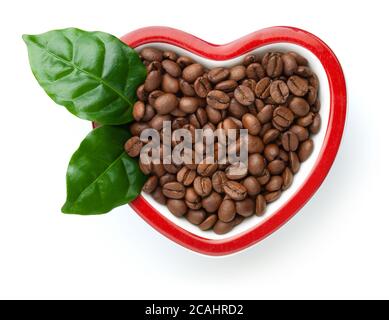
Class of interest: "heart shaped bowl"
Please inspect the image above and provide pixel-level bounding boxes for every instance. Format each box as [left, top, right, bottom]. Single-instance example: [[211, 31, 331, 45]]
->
[[122, 26, 347, 256]]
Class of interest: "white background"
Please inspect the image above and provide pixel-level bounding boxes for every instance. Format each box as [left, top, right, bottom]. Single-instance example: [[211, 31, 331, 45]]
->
[[0, 0, 388, 300]]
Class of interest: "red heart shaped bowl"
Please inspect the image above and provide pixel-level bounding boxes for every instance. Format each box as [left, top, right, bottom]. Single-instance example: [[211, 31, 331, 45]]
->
[[122, 26, 346, 256]]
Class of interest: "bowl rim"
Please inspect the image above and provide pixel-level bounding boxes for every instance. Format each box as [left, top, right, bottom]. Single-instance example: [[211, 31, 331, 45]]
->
[[121, 26, 347, 256]]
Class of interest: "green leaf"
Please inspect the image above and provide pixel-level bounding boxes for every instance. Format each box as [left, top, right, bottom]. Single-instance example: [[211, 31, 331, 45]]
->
[[23, 28, 146, 125], [62, 126, 146, 214]]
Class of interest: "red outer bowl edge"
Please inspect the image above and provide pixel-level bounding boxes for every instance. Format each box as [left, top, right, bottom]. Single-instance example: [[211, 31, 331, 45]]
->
[[121, 26, 347, 256]]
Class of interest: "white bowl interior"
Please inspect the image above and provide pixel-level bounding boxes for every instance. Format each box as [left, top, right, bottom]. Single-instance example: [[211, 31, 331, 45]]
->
[[136, 42, 330, 240]]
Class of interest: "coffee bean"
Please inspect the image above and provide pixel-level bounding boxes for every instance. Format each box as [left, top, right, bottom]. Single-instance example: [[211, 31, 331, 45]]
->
[[167, 199, 188, 217], [162, 182, 185, 199], [247, 135, 264, 153], [289, 97, 310, 117], [264, 144, 280, 161], [144, 70, 162, 92], [310, 114, 321, 134], [185, 187, 202, 209], [125, 136, 142, 157], [177, 56, 194, 68], [215, 80, 238, 92], [266, 54, 283, 77], [219, 117, 240, 132], [197, 158, 218, 177], [186, 209, 206, 225], [263, 128, 280, 144], [272, 106, 294, 130], [179, 97, 200, 113], [289, 151, 300, 173], [257, 169, 271, 185], [154, 93, 178, 115], [264, 190, 281, 203], [142, 105, 155, 122], [281, 53, 298, 76], [148, 114, 171, 131], [213, 220, 235, 235], [193, 176, 212, 197], [268, 159, 286, 175], [152, 163, 166, 177], [248, 153, 266, 176], [236, 198, 255, 217], [133, 101, 145, 121], [151, 187, 167, 205], [243, 54, 257, 66], [295, 66, 313, 78], [208, 67, 230, 84], [306, 86, 318, 105], [207, 90, 230, 110], [287, 75, 308, 96], [282, 167, 293, 190], [199, 214, 218, 231], [142, 175, 158, 194], [182, 63, 204, 83], [146, 61, 162, 73], [290, 125, 309, 141], [179, 79, 196, 96], [160, 173, 176, 186], [257, 104, 274, 124], [246, 63, 265, 81], [229, 65, 246, 81], [255, 77, 272, 99], [212, 171, 228, 193], [270, 80, 289, 104], [161, 74, 179, 93], [194, 76, 212, 98], [234, 85, 255, 106], [202, 192, 222, 213], [218, 199, 236, 222], [279, 149, 289, 162], [223, 181, 247, 200], [141, 47, 163, 62], [281, 131, 299, 152], [225, 163, 248, 180], [228, 98, 248, 119], [136, 84, 148, 102], [148, 90, 164, 107], [161, 59, 181, 77], [298, 139, 314, 162], [309, 73, 320, 89], [297, 112, 315, 127], [176, 166, 196, 186], [255, 195, 266, 216], [242, 176, 261, 197], [242, 113, 261, 135], [163, 50, 178, 61], [288, 51, 308, 66]]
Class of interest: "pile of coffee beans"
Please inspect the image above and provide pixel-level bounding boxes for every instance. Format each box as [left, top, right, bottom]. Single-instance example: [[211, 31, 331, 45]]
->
[[124, 47, 321, 235]]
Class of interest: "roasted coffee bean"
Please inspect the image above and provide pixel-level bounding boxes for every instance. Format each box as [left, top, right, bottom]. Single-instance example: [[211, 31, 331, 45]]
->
[[236, 198, 255, 217], [242, 113, 261, 135], [298, 139, 314, 162], [309, 73, 320, 89], [290, 125, 309, 141], [287, 75, 309, 96], [279, 149, 289, 162], [179, 79, 196, 96], [212, 171, 228, 193], [148, 90, 164, 107], [172, 117, 189, 130], [125, 136, 142, 157], [133, 101, 146, 121], [146, 61, 162, 73], [282, 53, 298, 76], [202, 192, 223, 213], [247, 135, 264, 153], [272, 106, 294, 130], [263, 128, 280, 144], [257, 169, 271, 185], [141, 47, 163, 62], [136, 84, 148, 102], [215, 80, 238, 92], [152, 163, 166, 177], [163, 50, 178, 61], [213, 220, 235, 235], [162, 182, 185, 199], [161, 74, 179, 93], [130, 122, 149, 136], [142, 105, 155, 122], [306, 86, 318, 105], [142, 175, 158, 194], [199, 214, 218, 231], [225, 163, 248, 180], [207, 90, 230, 110], [230, 65, 246, 81], [255, 195, 266, 216], [310, 114, 321, 134], [160, 173, 176, 186], [148, 114, 171, 131], [281, 131, 299, 152], [182, 63, 204, 83], [223, 181, 247, 200], [167, 199, 188, 217], [264, 191, 281, 203], [295, 65, 313, 78], [257, 104, 274, 124], [266, 53, 283, 77], [228, 98, 248, 119], [194, 76, 212, 98], [288, 51, 308, 66], [197, 159, 218, 177], [255, 77, 272, 99], [219, 117, 240, 132], [144, 70, 162, 92], [296, 112, 314, 127], [289, 97, 310, 117], [176, 166, 196, 186], [185, 187, 202, 209], [186, 209, 206, 225], [282, 167, 293, 190], [270, 80, 289, 104], [161, 59, 181, 77], [193, 176, 212, 197], [179, 97, 200, 113], [177, 56, 194, 68], [208, 67, 230, 83], [242, 176, 261, 197], [243, 54, 257, 66], [289, 151, 300, 173], [218, 199, 236, 222], [267, 160, 286, 175], [139, 159, 152, 175], [234, 85, 255, 106], [246, 63, 265, 81], [151, 187, 167, 205], [264, 144, 280, 161], [248, 153, 266, 176], [154, 93, 178, 115]]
